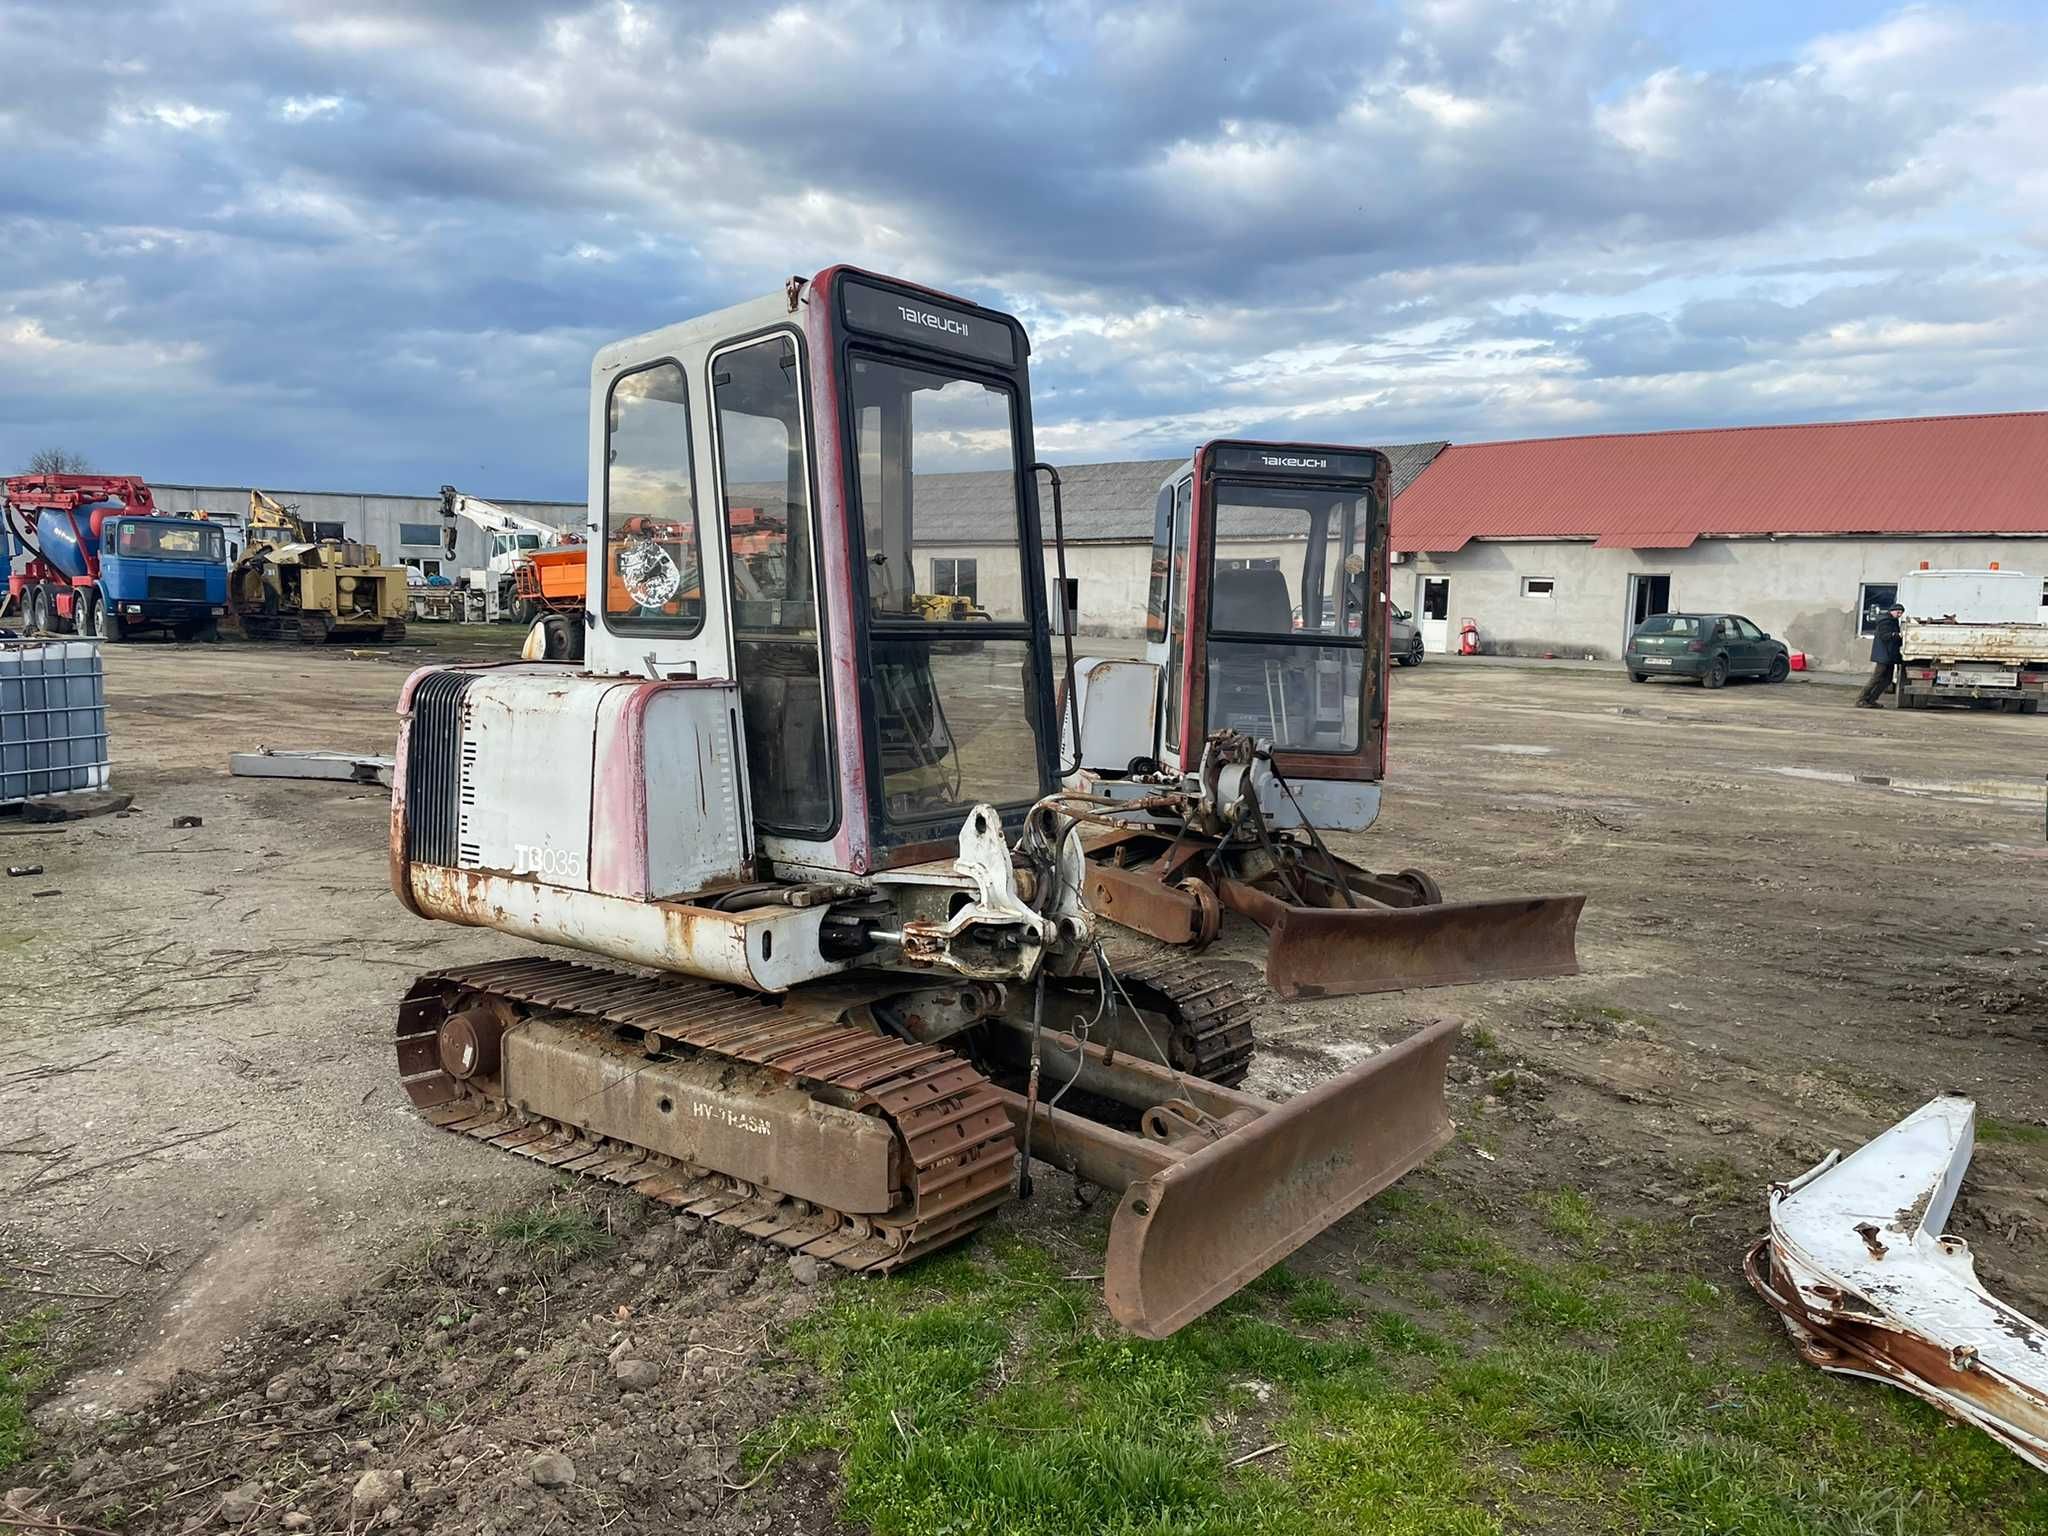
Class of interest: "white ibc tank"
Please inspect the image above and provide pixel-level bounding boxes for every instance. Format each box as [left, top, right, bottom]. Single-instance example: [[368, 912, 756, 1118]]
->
[[1, 639, 110, 804]]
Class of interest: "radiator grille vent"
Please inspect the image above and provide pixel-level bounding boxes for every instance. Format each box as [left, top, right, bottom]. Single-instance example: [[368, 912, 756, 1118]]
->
[[404, 671, 474, 867], [146, 575, 209, 603]]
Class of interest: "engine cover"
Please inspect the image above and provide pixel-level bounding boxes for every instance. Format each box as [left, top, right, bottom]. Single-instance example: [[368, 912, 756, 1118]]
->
[[399, 663, 749, 901]]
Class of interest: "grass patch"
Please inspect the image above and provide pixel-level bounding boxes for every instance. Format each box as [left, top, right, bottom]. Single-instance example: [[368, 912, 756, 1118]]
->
[[486, 1197, 613, 1269], [755, 1197, 2048, 1536], [1975, 1115, 2048, 1148], [1538, 1188, 1604, 1249], [1, 1309, 60, 1472]]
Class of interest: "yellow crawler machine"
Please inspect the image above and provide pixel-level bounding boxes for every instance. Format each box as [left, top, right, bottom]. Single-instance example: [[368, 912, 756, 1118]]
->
[[231, 489, 409, 643], [385, 268, 1456, 1336]]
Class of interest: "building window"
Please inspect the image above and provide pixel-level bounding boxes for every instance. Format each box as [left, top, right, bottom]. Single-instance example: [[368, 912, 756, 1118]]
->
[[398, 521, 440, 547], [1857, 582, 1898, 636], [1051, 575, 1078, 634], [1521, 577, 1555, 598], [931, 557, 978, 604]]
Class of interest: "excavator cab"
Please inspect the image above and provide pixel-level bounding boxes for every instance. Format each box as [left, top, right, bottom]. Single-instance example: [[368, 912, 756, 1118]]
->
[[1157, 445, 1388, 825], [387, 278, 1459, 1338], [574, 270, 1058, 877], [1066, 441, 1584, 998]]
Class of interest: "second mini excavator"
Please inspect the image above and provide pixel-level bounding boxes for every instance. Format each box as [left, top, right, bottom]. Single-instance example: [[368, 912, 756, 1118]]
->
[[1058, 441, 1584, 1001]]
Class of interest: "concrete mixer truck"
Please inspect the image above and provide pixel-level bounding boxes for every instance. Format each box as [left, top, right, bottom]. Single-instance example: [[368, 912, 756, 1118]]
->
[[3, 474, 230, 642]]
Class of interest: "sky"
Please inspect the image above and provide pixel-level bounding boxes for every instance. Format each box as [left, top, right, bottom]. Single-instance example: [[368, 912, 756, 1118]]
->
[[1, 0, 2043, 501]]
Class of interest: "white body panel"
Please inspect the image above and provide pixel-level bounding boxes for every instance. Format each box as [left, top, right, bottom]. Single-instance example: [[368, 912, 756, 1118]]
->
[[1064, 656, 1161, 769], [1899, 570, 2048, 671], [1274, 777, 1381, 832], [1900, 622, 2048, 665], [447, 666, 750, 898], [410, 864, 845, 991], [1899, 568, 2038, 624]]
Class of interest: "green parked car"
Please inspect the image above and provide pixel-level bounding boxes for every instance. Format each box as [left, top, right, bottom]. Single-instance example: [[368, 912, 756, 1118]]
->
[[1627, 612, 1791, 688]]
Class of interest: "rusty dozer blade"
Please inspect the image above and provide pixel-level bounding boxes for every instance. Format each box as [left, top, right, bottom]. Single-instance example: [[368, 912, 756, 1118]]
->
[[1104, 1017, 1456, 1337], [1221, 879, 1585, 1000]]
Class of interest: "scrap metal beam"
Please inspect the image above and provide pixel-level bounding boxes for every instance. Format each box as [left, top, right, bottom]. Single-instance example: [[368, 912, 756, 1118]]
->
[[229, 748, 394, 788], [1746, 1095, 2048, 1472]]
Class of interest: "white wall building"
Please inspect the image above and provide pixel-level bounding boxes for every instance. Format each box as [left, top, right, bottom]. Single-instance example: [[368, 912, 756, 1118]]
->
[[1389, 413, 2048, 669]]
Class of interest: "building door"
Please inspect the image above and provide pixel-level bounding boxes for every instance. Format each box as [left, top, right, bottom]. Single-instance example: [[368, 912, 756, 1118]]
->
[[1625, 573, 1670, 648], [1417, 575, 1451, 654]]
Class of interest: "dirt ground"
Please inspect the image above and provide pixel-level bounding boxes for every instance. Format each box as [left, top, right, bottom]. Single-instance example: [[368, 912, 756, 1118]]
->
[[4, 635, 2044, 1530]]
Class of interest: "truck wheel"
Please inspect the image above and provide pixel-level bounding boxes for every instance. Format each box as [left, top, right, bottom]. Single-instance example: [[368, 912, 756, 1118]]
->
[[25, 584, 47, 634], [1629, 671, 1649, 683], [75, 589, 97, 639], [196, 618, 221, 644], [1703, 655, 1730, 689], [99, 599, 126, 643], [537, 612, 584, 662], [1766, 654, 1789, 683], [2022, 699, 2041, 716]]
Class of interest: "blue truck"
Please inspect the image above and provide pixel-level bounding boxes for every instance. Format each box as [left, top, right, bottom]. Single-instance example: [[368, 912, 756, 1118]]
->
[[3, 474, 229, 642]]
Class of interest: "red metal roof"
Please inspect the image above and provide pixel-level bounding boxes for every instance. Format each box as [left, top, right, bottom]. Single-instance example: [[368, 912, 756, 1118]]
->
[[1391, 411, 2048, 553]]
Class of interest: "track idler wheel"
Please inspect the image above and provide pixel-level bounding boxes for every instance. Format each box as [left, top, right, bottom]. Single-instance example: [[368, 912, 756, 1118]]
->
[[437, 1003, 506, 1081]]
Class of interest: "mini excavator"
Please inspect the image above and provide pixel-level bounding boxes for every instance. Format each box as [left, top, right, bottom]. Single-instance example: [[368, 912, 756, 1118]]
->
[[387, 269, 1457, 1337]]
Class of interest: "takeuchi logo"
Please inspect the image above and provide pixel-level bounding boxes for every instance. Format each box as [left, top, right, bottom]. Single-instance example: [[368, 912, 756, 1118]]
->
[[1261, 454, 1328, 469], [897, 305, 970, 339]]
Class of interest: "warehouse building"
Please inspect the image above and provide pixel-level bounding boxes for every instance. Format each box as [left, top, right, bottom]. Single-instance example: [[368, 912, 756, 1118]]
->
[[148, 483, 585, 576], [1390, 412, 2048, 669]]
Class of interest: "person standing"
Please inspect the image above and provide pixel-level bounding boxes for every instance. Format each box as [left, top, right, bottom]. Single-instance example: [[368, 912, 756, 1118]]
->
[[1856, 602, 1905, 708]]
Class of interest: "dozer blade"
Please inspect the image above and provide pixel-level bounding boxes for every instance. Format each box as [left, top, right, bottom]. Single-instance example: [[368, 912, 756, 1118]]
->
[[1104, 1017, 1456, 1338], [1221, 880, 1585, 1000]]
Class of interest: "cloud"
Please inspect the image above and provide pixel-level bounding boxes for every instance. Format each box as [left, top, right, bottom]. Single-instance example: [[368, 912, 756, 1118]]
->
[[0, 0, 2042, 497]]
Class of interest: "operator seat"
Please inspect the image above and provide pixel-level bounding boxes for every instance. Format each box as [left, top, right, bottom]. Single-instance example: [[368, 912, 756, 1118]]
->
[[1207, 568, 1305, 742]]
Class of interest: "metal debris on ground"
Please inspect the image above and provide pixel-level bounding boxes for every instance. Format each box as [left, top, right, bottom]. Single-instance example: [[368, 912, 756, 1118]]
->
[[6, 863, 42, 876], [229, 748, 394, 788], [1745, 1095, 2048, 1472], [170, 814, 203, 828]]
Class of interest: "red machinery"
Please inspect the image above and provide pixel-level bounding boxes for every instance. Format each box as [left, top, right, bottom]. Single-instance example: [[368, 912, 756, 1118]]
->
[[3, 475, 158, 633]]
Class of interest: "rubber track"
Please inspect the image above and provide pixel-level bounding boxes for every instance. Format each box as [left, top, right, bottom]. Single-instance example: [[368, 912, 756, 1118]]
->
[[395, 957, 1017, 1274], [1105, 952, 1258, 1087]]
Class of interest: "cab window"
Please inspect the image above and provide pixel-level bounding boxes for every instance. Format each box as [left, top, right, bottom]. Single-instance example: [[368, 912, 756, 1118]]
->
[[714, 333, 833, 835], [1163, 479, 1191, 748], [1144, 483, 1172, 643], [603, 362, 702, 634]]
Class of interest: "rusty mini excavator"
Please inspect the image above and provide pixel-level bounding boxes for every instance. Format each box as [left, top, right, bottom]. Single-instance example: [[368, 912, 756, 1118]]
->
[[1058, 442, 1584, 1002], [387, 270, 1455, 1337]]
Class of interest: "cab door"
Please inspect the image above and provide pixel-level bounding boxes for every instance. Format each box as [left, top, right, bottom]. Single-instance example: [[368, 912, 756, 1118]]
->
[[707, 329, 837, 856], [585, 352, 734, 685], [1145, 475, 1193, 772]]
